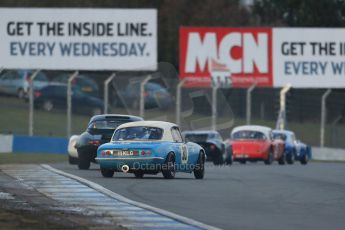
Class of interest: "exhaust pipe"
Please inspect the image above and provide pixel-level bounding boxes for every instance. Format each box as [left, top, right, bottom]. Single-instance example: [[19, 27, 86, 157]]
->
[[121, 165, 129, 173]]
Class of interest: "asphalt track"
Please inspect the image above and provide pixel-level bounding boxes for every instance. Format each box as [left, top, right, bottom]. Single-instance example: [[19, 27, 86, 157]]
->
[[50, 161, 345, 230]]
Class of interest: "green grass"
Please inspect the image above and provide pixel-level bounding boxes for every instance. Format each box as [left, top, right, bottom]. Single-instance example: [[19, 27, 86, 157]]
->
[[0, 153, 67, 164], [0, 95, 344, 147]]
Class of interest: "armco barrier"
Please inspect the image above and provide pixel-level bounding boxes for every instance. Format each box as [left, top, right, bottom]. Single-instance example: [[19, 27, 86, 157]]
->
[[12, 135, 68, 154], [0, 134, 13, 153], [312, 147, 345, 161]]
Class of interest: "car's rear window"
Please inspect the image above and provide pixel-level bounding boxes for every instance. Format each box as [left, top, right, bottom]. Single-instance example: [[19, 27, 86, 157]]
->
[[273, 133, 287, 141], [232, 130, 266, 140], [184, 134, 208, 142], [112, 126, 163, 141], [88, 120, 128, 130]]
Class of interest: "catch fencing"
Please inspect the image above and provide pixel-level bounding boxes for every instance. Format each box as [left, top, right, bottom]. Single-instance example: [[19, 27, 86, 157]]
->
[[0, 63, 344, 148]]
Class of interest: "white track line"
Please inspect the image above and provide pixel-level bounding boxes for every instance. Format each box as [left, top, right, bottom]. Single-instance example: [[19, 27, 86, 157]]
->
[[41, 164, 221, 230]]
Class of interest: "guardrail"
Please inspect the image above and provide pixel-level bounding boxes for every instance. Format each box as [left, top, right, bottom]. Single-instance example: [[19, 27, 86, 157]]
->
[[0, 134, 68, 154], [1, 134, 345, 161]]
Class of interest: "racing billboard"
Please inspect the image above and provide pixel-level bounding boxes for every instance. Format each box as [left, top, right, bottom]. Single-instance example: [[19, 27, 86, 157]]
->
[[180, 27, 345, 88], [0, 8, 157, 70]]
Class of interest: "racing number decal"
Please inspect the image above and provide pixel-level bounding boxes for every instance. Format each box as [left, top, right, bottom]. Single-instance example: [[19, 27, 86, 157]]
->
[[181, 144, 188, 164]]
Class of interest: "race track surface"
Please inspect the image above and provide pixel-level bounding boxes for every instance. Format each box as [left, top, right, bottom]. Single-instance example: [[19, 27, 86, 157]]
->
[[50, 161, 345, 230]]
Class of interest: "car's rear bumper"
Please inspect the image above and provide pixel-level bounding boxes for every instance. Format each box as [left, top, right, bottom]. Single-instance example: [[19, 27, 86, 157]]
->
[[96, 157, 165, 170], [233, 152, 266, 160]]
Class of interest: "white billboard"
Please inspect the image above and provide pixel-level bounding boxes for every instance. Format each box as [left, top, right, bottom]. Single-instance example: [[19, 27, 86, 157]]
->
[[273, 28, 345, 88], [0, 8, 157, 70]]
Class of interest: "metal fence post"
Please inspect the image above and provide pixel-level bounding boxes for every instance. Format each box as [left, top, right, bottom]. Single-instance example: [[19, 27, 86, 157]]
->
[[246, 83, 256, 125], [276, 84, 292, 130], [212, 85, 219, 131], [67, 71, 79, 138], [320, 89, 332, 147], [176, 78, 188, 126], [140, 75, 152, 118], [28, 70, 41, 136], [104, 73, 116, 114]]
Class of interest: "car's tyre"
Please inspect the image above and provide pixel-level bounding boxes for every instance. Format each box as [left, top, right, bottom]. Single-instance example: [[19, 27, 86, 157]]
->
[[194, 151, 205, 179], [134, 171, 144, 178], [68, 155, 78, 165], [264, 150, 273, 165], [239, 160, 246, 164], [225, 150, 233, 165], [101, 168, 114, 178], [162, 152, 176, 179], [300, 153, 309, 165], [78, 155, 90, 170], [42, 100, 54, 111], [17, 88, 25, 99], [213, 151, 224, 165], [286, 151, 295, 164], [278, 153, 285, 165]]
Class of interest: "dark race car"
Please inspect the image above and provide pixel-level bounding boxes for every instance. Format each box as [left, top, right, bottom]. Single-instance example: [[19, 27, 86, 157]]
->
[[273, 130, 312, 165], [182, 130, 230, 165], [74, 114, 143, 169]]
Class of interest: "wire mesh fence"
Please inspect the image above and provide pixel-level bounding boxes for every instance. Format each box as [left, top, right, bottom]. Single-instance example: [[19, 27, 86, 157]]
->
[[0, 63, 344, 148]]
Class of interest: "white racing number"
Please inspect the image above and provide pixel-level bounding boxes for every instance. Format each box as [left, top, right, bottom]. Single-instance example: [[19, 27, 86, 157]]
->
[[181, 144, 189, 164]]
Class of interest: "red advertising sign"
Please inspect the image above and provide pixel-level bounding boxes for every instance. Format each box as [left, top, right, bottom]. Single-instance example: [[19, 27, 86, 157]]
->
[[180, 27, 273, 88]]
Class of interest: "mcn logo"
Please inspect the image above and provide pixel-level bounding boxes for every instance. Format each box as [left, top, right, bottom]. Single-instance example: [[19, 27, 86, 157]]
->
[[180, 27, 273, 88]]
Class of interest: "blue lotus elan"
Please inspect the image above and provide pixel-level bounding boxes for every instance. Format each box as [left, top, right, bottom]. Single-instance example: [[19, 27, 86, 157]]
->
[[96, 121, 206, 179]]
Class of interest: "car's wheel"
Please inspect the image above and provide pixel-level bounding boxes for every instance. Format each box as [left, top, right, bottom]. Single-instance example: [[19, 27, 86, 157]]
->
[[264, 149, 273, 165], [162, 152, 176, 179], [286, 151, 295, 164], [42, 100, 54, 111], [78, 155, 90, 170], [278, 153, 285, 165], [300, 153, 309, 165], [134, 171, 144, 178], [101, 168, 114, 178], [225, 149, 233, 165], [68, 155, 78, 165], [213, 151, 224, 165], [194, 151, 205, 179], [17, 88, 25, 99]]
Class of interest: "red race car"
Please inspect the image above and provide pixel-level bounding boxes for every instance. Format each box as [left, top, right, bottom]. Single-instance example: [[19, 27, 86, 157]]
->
[[228, 125, 285, 165]]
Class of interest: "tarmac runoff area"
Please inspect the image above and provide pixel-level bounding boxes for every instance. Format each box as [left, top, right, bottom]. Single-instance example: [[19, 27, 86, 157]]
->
[[0, 164, 218, 230]]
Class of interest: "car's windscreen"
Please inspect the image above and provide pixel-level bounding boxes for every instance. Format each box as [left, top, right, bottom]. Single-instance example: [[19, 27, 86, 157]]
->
[[184, 134, 208, 142], [112, 126, 163, 141], [88, 120, 128, 130], [232, 130, 266, 140], [273, 133, 286, 141]]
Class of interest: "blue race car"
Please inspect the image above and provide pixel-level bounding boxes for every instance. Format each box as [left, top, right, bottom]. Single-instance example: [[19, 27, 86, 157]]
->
[[272, 130, 312, 165], [96, 121, 206, 179]]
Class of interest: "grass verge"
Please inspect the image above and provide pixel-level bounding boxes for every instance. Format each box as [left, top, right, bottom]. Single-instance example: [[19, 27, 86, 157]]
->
[[0, 153, 67, 164]]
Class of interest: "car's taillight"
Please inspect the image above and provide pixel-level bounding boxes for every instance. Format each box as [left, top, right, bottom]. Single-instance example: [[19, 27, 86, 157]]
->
[[101, 150, 112, 156], [89, 140, 101, 146], [141, 150, 151, 156], [210, 144, 216, 150], [34, 91, 42, 97], [144, 91, 149, 97]]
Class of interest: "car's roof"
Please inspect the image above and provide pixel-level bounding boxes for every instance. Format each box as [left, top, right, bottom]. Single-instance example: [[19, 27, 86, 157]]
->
[[182, 130, 219, 135], [117, 120, 177, 129], [115, 121, 178, 142], [273, 130, 294, 135], [231, 125, 272, 136], [90, 114, 143, 123]]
